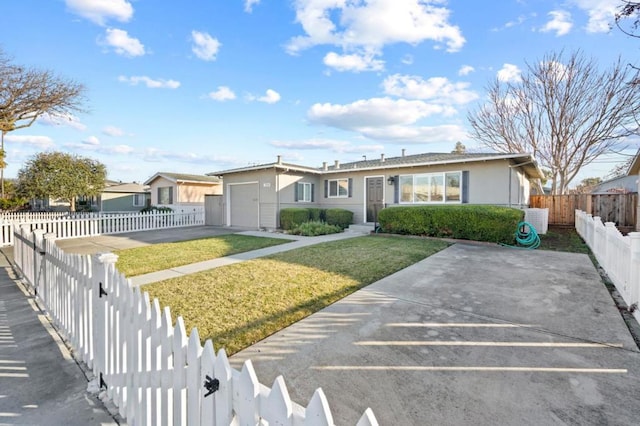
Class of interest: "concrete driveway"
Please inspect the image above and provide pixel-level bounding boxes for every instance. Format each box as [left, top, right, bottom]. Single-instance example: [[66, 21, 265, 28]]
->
[[230, 244, 640, 425]]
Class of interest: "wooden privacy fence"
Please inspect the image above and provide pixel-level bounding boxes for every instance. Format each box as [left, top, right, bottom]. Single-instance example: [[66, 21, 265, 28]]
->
[[530, 194, 637, 228], [13, 226, 378, 426], [0, 209, 205, 247], [575, 211, 640, 323]]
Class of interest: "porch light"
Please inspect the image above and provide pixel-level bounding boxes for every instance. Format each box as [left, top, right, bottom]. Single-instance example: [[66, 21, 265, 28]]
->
[[387, 176, 395, 185]]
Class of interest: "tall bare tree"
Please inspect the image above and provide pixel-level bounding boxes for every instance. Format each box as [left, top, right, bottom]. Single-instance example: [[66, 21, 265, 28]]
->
[[467, 50, 640, 194], [0, 49, 86, 198], [616, 1, 640, 38]]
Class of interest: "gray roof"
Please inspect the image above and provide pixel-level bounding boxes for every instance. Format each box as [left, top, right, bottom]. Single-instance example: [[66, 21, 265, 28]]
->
[[210, 152, 544, 179], [145, 172, 222, 185]]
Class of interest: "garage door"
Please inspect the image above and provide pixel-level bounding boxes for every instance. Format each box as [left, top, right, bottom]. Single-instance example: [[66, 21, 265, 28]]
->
[[229, 183, 259, 228]]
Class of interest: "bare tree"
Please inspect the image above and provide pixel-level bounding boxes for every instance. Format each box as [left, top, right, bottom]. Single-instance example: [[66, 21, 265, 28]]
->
[[467, 50, 640, 194], [0, 49, 86, 198], [616, 1, 640, 38]]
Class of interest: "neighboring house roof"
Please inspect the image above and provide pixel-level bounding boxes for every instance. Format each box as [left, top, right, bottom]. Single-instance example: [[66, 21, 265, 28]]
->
[[590, 175, 638, 194], [209, 152, 545, 180], [102, 182, 149, 194], [144, 172, 222, 186]]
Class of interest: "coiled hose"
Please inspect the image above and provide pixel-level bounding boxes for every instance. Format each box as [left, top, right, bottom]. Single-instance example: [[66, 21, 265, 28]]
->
[[510, 221, 540, 249]]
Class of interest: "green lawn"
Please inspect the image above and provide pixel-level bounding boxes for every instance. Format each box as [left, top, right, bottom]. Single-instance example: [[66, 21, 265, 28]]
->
[[115, 234, 291, 276], [141, 235, 449, 355]]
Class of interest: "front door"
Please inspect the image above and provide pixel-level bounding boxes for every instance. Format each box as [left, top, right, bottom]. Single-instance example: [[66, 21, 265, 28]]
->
[[366, 176, 384, 222]]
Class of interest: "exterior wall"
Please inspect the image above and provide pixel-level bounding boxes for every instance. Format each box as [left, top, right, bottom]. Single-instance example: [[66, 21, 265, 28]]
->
[[205, 194, 224, 226], [100, 192, 146, 212], [221, 160, 535, 229], [149, 177, 221, 206], [148, 177, 176, 205], [176, 182, 222, 204]]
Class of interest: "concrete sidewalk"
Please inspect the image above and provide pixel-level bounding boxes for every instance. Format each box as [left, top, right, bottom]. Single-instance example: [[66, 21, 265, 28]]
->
[[230, 244, 640, 425], [0, 253, 118, 425]]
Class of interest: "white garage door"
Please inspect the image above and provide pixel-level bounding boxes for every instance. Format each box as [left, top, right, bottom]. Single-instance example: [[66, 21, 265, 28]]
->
[[229, 183, 259, 228]]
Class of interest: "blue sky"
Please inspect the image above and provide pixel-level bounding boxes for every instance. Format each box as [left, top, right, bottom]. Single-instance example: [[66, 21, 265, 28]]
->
[[3, 0, 639, 185]]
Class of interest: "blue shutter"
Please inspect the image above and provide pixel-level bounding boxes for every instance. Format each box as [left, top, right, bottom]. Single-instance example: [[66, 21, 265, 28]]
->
[[294, 182, 299, 202], [348, 178, 353, 198], [311, 184, 315, 202], [324, 180, 328, 198]]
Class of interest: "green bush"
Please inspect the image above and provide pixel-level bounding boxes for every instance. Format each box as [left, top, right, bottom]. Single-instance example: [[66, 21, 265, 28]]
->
[[280, 208, 311, 230], [290, 220, 342, 236], [307, 207, 325, 222], [325, 208, 354, 229], [377, 205, 524, 244]]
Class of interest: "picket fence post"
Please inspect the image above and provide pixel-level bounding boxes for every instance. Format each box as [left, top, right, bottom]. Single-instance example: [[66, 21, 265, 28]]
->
[[627, 232, 640, 309]]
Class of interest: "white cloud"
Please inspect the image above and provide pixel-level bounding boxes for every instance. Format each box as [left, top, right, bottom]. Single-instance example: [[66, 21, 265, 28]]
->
[[358, 124, 468, 143], [208, 86, 236, 101], [118, 75, 181, 89], [102, 125, 125, 137], [244, 0, 260, 13], [191, 30, 221, 61], [65, 0, 133, 25], [286, 0, 465, 72], [458, 65, 475, 76], [38, 112, 87, 131], [382, 74, 478, 104], [108, 144, 134, 154], [541, 10, 573, 36], [323, 51, 385, 72], [103, 28, 145, 57], [4, 135, 55, 149], [308, 97, 455, 130], [401, 55, 414, 65], [571, 0, 618, 33], [83, 136, 100, 146], [249, 89, 281, 104], [497, 63, 522, 83]]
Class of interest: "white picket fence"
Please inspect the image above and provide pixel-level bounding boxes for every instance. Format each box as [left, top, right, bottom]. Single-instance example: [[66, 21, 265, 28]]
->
[[0, 209, 205, 247], [575, 210, 640, 323], [13, 226, 378, 426]]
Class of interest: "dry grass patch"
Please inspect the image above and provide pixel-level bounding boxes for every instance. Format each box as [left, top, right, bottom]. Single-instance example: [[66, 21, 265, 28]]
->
[[115, 234, 290, 276], [142, 235, 449, 354]]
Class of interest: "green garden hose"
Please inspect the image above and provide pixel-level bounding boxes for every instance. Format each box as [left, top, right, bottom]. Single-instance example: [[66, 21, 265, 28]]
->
[[503, 221, 540, 249]]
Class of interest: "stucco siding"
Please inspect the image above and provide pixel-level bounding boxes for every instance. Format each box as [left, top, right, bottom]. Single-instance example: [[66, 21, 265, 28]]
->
[[177, 182, 221, 203], [100, 193, 142, 211]]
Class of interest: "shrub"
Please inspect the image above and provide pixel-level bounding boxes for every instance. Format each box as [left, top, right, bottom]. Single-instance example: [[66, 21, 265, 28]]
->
[[290, 220, 342, 236], [280, 208, 311, 230], [325, 208, 353, 229], [377, 205, 524, 244], [307, 207, 326, 222]]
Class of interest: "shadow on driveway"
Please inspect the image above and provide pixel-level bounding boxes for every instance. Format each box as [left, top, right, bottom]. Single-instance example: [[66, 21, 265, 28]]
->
[[230, 244, 640, 426]]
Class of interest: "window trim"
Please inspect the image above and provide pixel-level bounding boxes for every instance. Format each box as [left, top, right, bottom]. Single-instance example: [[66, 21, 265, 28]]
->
[[399, 171, 463, 204], [327, 178, 350, 198], [133, 193, 146, 207], [296, 182, 313, 203], [157, 186, 173, 205]]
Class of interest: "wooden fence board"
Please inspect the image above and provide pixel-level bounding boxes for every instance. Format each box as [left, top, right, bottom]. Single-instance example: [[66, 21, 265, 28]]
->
[[530, 194, 637, 228]]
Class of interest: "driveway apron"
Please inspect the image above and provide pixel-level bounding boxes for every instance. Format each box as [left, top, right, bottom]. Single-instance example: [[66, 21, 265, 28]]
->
[[230, 244, 640, 425]]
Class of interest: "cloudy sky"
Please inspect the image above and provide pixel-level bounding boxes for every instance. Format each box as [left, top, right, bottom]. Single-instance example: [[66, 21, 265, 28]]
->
[[3, 0, 638, 184]]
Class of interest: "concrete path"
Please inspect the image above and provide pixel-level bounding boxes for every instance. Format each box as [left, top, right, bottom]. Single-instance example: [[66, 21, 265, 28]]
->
[[0, 253, 118, 425], [230, 244, 640, 426]]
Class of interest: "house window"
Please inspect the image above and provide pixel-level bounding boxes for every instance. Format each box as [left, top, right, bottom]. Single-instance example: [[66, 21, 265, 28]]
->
[[133, 193, 146, 207], [328, 178, 349, 198], [296, 182, 314, 202], [399, 171, 462, 204], [158, 186, 173, 205]]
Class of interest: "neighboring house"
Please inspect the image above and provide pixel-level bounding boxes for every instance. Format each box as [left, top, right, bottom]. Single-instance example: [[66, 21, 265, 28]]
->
[[144, 172, 222, 206], [95, 181, 150, 212], [31, 180, 150, 212], [590, 175, 638, 194], [208, 151, 544, 230]]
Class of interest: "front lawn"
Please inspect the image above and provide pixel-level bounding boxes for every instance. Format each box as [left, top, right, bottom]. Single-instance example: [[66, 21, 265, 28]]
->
[[142, 235, 449, 355], [115, 234, 291, 276]]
